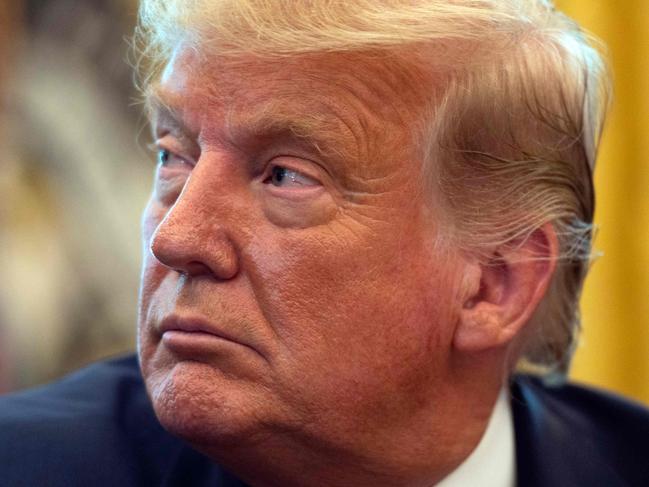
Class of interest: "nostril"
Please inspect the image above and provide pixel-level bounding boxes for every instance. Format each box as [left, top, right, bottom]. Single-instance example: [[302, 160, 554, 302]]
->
[[184, 261, 213, 276]]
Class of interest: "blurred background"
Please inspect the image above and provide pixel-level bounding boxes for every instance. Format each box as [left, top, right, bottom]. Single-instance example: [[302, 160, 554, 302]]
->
[[0, 0, 149, 390], [0, 0, 647, 406]]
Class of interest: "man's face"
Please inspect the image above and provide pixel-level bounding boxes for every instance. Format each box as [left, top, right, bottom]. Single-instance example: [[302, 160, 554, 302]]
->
[[138, 47, 468, 454]]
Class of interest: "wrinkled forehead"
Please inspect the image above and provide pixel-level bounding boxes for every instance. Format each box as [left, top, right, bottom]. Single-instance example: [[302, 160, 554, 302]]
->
[[146, 44, 436, 173], [151, 46, 437, 129], [152, 44, 431, 108]]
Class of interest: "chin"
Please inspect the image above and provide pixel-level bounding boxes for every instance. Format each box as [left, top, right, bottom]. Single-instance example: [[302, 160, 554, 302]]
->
[[145, 360, 276, 447]]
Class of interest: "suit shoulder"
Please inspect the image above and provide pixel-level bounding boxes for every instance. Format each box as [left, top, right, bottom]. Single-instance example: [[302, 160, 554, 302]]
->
[[513, 374, 649, 437], [0, 354, 148, 424], [512, 374, 649, 486], [0, 355, 183, 486]]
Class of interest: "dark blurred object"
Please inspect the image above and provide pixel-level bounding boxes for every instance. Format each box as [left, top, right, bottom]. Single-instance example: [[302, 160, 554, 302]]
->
[[0, 0, 151, 391]]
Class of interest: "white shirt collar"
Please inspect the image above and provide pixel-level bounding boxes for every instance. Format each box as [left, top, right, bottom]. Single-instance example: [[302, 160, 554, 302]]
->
[[436, 390, 516, 487]]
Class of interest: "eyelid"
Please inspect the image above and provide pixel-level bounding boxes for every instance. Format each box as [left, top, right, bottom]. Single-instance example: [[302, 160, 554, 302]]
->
[[153, 137, 196, 166], [268, 167, 320, 190], [263, 156, 323, 183], [155, 130, 200, 160]]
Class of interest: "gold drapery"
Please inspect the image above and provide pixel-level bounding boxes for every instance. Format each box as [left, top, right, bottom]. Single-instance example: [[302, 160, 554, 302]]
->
[[556, 0, 649, 405]]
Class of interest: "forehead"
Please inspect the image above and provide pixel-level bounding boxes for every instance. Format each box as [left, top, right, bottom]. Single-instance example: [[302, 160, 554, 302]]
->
[[146, 47, 431, 172], [151, 47, 427, 117]]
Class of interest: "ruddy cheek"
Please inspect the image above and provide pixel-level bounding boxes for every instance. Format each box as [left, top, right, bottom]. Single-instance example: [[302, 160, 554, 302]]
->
[[138, 206, 172, 318]]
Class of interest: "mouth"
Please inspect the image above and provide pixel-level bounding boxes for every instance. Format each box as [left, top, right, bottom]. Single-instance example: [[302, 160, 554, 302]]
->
[[158, 314, 258, 357]]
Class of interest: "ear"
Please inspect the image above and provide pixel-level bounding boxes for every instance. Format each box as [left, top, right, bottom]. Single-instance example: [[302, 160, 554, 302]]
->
[[453, 223, 559, 353]]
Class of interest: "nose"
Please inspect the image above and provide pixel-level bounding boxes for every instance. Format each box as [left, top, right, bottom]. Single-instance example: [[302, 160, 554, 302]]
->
[[149, 177, 240, 280]]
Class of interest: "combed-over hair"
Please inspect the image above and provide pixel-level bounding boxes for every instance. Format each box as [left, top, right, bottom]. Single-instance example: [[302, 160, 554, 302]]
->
[[134, 0, 610, 375]]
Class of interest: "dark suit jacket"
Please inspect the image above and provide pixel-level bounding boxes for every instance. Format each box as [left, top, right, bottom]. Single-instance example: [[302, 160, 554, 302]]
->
[[1, 355, 648, 486]]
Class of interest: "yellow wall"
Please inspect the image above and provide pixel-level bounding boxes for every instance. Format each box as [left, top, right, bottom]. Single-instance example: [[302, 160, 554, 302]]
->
[[556, 0, 649, 405]]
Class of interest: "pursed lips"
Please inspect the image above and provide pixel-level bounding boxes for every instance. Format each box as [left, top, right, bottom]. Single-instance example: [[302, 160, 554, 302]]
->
[[157, 314, 264, 358]]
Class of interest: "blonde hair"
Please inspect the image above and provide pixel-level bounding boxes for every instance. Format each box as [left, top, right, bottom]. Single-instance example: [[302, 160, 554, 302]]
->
[[135, 0, 610, 374]]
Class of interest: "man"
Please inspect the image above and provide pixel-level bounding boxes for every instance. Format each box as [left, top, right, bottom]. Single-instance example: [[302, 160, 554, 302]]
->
[[1, 1, 648, 486]]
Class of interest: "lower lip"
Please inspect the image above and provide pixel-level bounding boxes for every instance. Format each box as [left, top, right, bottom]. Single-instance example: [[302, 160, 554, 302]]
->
[[161, 330, 237, 354]]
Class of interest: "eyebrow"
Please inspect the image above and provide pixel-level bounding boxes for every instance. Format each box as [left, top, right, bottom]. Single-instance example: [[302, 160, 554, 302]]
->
[[145, 85, 195, 139], [228, 103, 358, 161]]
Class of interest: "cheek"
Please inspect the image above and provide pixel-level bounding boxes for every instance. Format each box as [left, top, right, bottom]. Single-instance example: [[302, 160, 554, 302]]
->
[[140, 199, 166, 248], [244, 221, 461, 428], [246, 218, 458, 362], [137, 201, 169, 339]]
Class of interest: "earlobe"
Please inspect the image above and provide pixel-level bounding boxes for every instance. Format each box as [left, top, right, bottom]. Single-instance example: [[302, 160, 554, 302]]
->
[[454, 223, 559, 353]]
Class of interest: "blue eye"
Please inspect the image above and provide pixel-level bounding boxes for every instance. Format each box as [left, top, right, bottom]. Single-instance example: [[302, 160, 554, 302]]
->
[[270, 166, 288, 185], [158, 149, 170, 165], [156, 149, 191, 169], [267, 166, 318, 187]]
